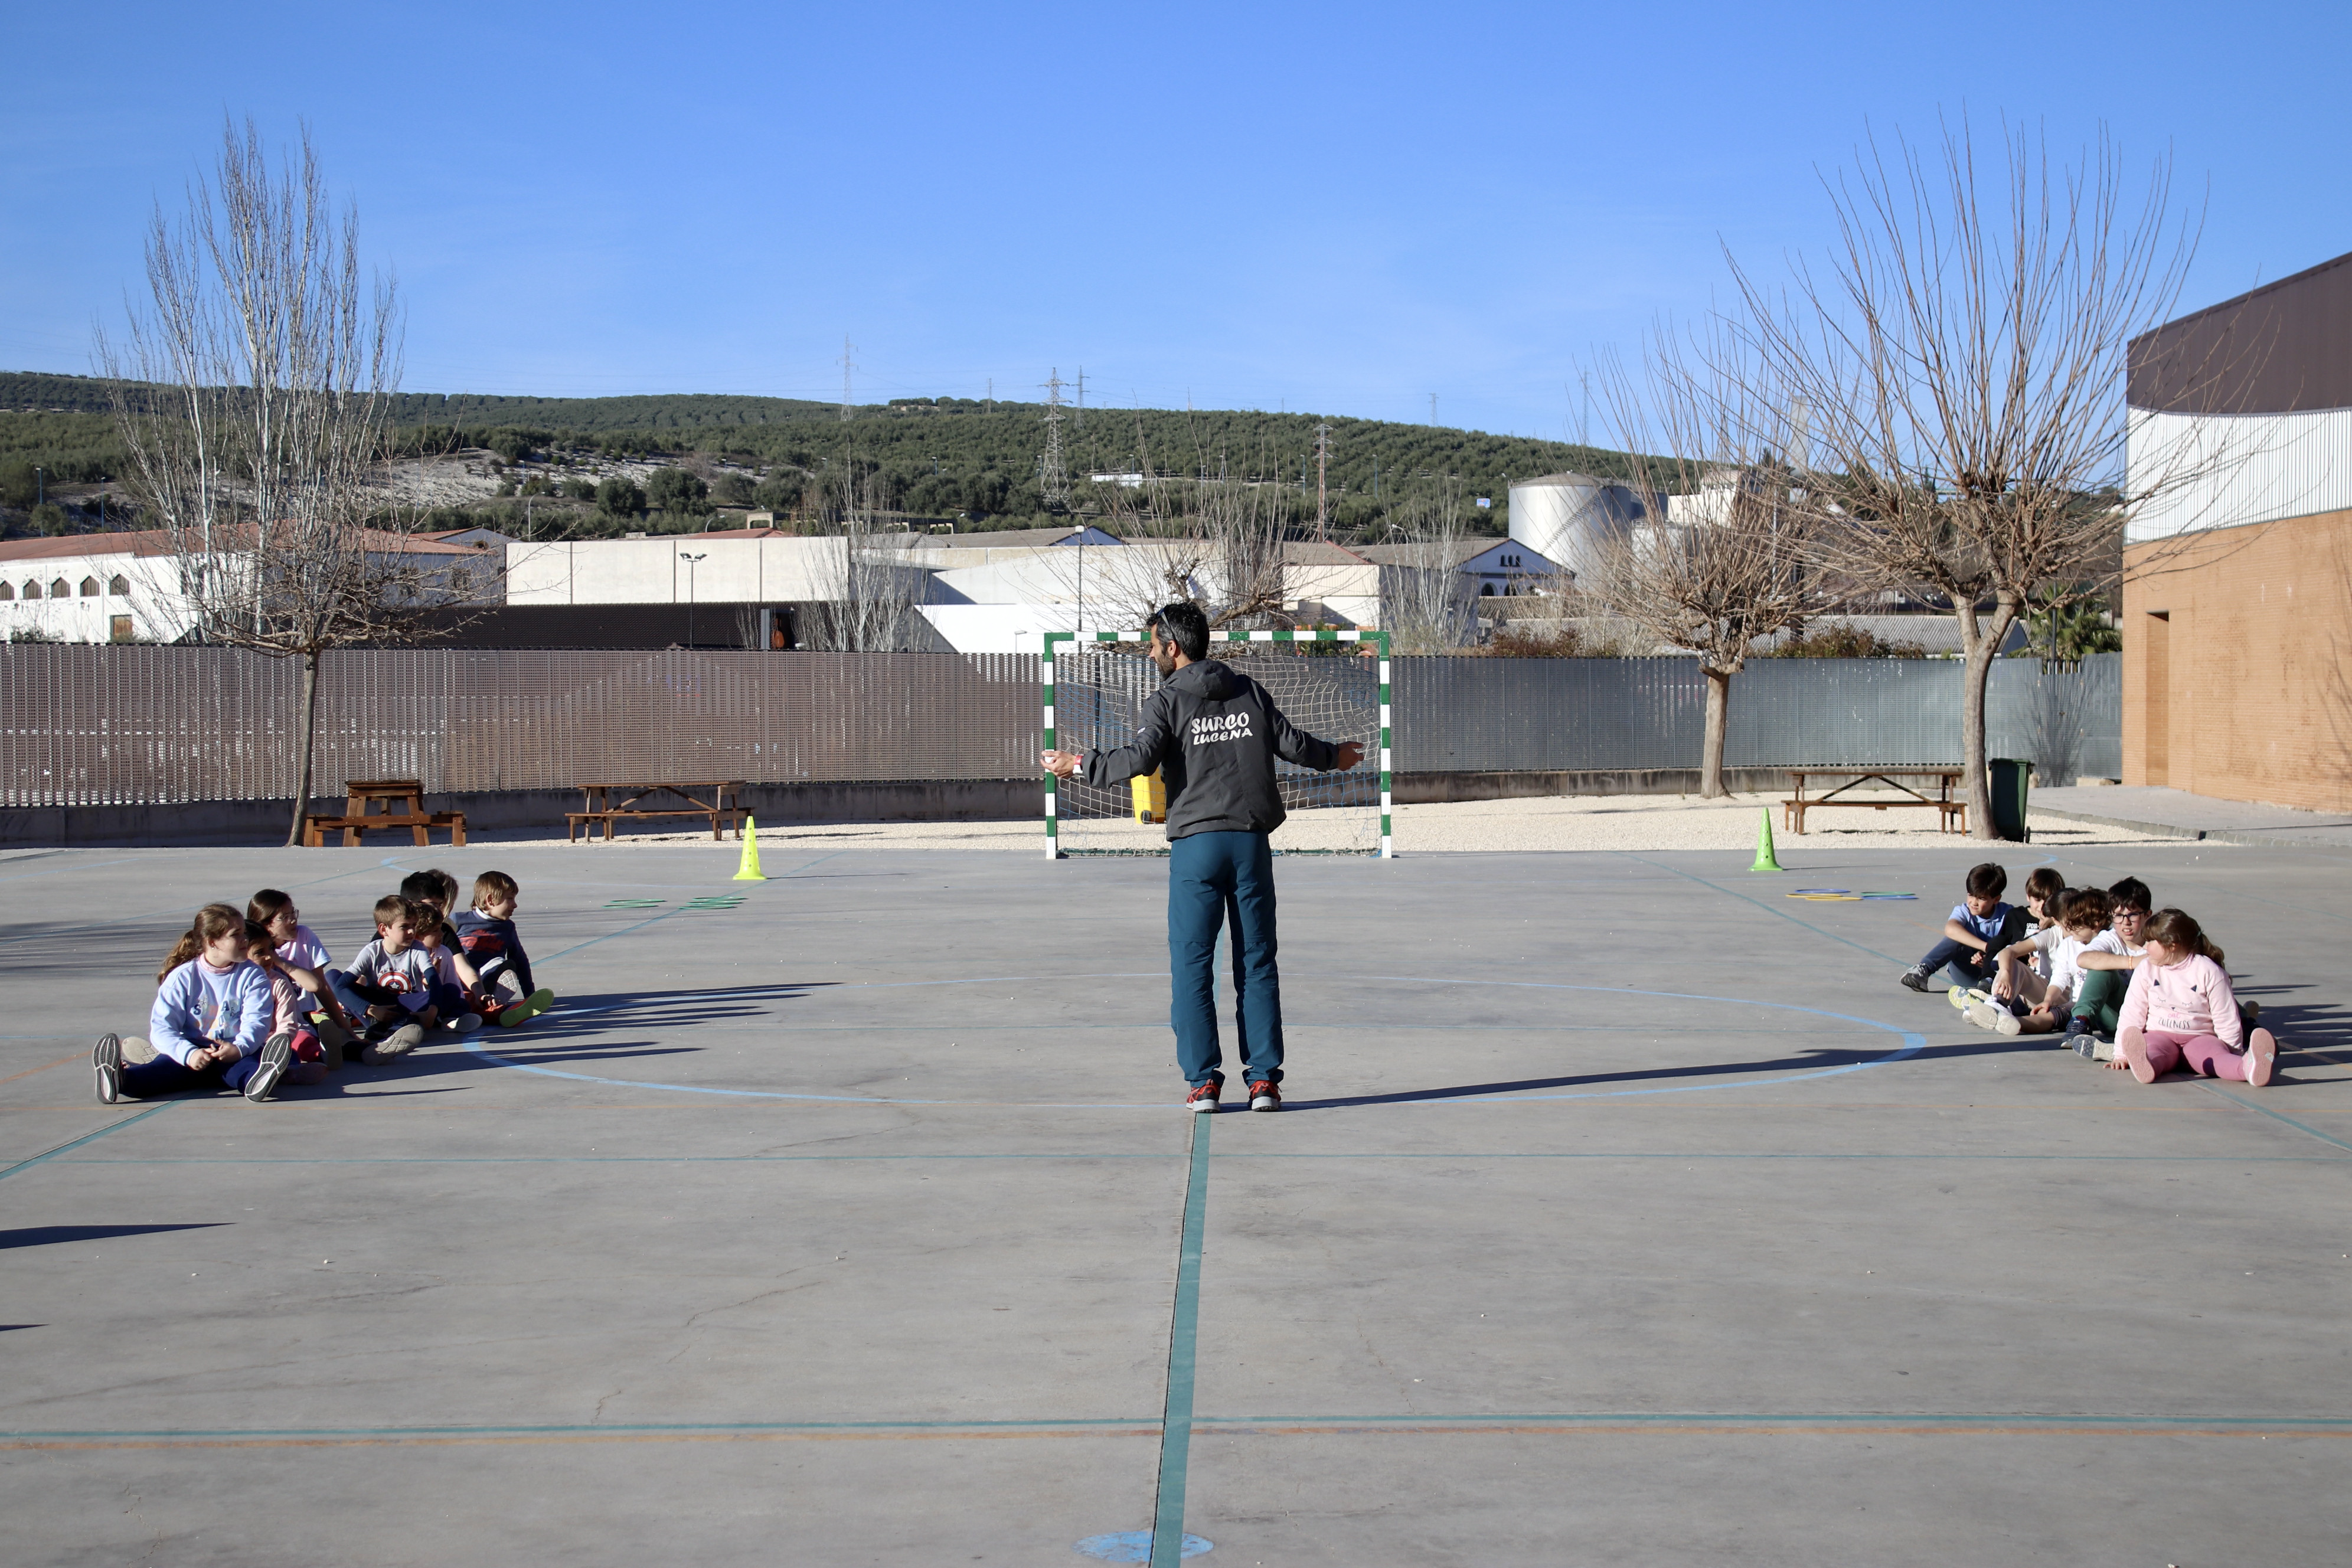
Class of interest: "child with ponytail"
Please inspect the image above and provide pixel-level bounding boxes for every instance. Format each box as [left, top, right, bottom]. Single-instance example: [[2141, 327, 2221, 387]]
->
[[92, 905, 292, 1104], [2116, 909, 2281, 1087]]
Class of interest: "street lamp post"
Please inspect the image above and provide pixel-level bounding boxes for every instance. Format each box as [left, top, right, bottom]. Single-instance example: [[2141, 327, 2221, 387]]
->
[[680, 551, 707, 647]]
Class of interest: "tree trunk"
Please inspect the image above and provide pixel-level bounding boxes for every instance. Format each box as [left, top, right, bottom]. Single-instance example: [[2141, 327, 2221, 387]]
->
[[1958, 600, 2022, 841], [1699, 665, 1732, 799], [285, 649, 322, 848]]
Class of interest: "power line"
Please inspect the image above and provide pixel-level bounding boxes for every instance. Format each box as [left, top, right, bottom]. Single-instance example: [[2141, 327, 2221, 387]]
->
[[1314, 422, 1331, 540], [1038, 368, 1069, 508]]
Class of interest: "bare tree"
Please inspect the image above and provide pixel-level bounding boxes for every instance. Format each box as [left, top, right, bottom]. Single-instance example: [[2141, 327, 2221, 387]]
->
[[806, 465, 927, 649], [98, 118, 459, 846], [1064, 451, 1292, 632], [1724, 120, 2199, 838], [1369, 480, 1476, 654], [1585, 327, 1838, 796]]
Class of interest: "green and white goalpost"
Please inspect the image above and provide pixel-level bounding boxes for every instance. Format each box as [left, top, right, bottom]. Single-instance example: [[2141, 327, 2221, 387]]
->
[[1043, 628, 1393, 858]]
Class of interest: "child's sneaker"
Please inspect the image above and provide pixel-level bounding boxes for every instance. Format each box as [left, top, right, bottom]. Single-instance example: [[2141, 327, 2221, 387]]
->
[[2244, 1027, 2278, 1089], [92, 1033, 122, 1105], [499, 988, 556, 1027], [2119, 1024, 2157, 1084], [1899, 966, 1932, 992], [361, 1023, 427, 1065], [1965, 1001, 2023, 1036], [244, 1033, 293, 1102], [442, 1011, 482, 1035]]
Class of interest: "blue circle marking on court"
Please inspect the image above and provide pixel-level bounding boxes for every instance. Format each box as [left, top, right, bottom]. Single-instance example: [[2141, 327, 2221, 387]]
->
[[462, 974, 1929, 1108]]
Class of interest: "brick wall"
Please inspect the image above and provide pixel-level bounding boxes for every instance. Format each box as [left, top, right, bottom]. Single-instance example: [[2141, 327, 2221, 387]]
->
[[2122, 508, 2352, 811]]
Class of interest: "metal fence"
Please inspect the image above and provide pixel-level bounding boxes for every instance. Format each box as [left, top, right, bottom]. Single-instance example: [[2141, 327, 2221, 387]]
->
[[1, 646, 2119, 807], [1, 647, 1040, 806], [1392, 653, 2120, 778]]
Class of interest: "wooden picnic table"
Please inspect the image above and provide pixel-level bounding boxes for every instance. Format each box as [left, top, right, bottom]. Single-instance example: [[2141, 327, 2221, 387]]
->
[[568, 781, 746, 843], [302, 779, 467, 848], [1782, 766, 1968, 835]]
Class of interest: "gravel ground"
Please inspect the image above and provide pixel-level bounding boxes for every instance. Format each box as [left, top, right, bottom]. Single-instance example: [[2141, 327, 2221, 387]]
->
[[524, 791, 2178, 855]]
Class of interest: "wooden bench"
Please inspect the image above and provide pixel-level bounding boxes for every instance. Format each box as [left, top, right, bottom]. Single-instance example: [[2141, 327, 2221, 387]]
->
[[301, 779, 467, 847], [1781, 767, 1968, 835], [567, 782, 746, 843], [302, 811, 468, 848]]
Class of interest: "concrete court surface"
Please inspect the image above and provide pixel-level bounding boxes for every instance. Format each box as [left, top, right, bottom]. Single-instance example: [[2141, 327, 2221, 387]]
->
[[2, 836, 2349, 1567]]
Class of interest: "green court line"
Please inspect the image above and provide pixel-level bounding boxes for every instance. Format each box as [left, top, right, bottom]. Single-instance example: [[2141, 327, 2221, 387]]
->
[[0, 1416, 1155, 1442], [2196, 1082, 2352, 1152], [0, 1099, 178, 1183], [49, 1151, 2352, 1168], [1151, 1112, 1211, 1568]]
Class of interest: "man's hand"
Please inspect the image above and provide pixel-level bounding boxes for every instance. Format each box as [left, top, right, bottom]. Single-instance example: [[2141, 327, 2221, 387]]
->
[[1040, 750, 1086, 779], [1334, 741, 1366, 770]]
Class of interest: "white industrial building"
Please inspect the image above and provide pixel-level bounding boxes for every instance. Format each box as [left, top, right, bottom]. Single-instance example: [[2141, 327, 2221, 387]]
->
[[1505, 472, 1648, 582], [0, 528, 489, 645]]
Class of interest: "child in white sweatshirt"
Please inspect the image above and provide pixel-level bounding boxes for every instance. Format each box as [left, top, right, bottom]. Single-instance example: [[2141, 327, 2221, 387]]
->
[[93, 904, 291, 1104], [2117, 909, 2282, 1087]]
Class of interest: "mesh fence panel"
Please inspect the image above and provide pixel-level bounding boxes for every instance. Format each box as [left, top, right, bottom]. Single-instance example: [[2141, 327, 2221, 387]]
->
[[1, 646, 1041, 805], [1051, 641, 1382, 852], [1, 645, 2118, 809]]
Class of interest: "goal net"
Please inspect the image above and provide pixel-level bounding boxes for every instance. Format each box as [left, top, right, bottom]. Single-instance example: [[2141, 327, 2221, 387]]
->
[[1045, 629, 1391, 857]]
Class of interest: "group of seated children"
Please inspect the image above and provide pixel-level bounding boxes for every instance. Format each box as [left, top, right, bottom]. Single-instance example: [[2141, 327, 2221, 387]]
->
[[1898, 862, 2279, 1087], [92, 869, 554, 1106]]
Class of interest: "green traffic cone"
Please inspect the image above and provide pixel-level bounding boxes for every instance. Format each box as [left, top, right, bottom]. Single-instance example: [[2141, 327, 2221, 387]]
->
[[1751, 806, 1783, 873]]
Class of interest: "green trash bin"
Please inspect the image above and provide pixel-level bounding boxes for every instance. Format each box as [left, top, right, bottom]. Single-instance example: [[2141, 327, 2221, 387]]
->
[[1988, 758, 2031, 842]]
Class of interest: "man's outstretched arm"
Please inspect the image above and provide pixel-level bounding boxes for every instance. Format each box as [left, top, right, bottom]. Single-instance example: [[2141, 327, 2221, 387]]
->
[[1262, 691, 1365, 772], [1041, 697, 1178, 783]]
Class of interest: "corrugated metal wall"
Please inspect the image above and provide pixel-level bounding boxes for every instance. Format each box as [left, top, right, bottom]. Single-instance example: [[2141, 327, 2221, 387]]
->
[[1, 646, 2118, 806], [1, 648, 1039, 805], [1392, 654, 2119, 776]]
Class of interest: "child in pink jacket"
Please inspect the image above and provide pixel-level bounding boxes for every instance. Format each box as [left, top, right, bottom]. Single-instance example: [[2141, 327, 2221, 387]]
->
[[2117, 909, 2281, 1087]]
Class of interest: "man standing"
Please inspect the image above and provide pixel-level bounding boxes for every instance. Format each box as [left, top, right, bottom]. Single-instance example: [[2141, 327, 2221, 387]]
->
[[1041, 602, 1364, 1112]]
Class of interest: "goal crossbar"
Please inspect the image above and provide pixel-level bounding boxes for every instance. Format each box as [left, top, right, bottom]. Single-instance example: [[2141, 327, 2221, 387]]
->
[[1043, 628, 1393, 859]]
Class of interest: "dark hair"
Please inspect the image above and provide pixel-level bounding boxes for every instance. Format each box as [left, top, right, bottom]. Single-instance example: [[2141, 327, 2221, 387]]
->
[[472, 870, 519, 910], [1151, 601, 1210, 662], [248, 888, 295, 926], [244, 919, 278, 959], [2145, 907, 2225, 966], [1964, 863, 2008, 899], [2061, 887, 2112, 930], [2024, 867, 2066, 907], [159, 903, 247, 984], [399, 871, 445, 907], [2107, 876, 2151, 913], [373, 893, 417, 930]]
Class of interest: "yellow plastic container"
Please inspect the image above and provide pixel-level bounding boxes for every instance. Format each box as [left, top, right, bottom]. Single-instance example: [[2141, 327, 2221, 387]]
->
[[1131, 770, 1167, 824]]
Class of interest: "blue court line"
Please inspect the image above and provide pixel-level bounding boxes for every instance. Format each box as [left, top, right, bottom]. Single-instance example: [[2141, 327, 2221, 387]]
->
[[1151, 1112, 1211, 1568], [2196, 1081, 2352, 1152], [0, 1416, 1155, 1443], [465, 975, 1927, 1108], [1613, 852, 1910, 965], [1190, 1411, 2352, 1435], [0, 1100, 178, 1183]]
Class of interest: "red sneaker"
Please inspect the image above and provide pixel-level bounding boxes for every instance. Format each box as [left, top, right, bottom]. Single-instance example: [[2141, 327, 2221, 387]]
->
[[1247, 1080, 1280, 1112], [1185, 1081, 1221, 1113]]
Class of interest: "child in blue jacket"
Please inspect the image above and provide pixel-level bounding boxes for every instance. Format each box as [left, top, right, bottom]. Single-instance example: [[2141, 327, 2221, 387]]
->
[[94, 904, 292, 1103]]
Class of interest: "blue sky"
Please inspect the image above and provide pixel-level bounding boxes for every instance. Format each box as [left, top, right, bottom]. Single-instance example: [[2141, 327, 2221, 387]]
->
[[4, 1, 2346, 438]]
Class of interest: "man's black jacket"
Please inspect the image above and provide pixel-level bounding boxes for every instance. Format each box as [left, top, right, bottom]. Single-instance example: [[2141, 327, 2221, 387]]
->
[[1079, 658, 1341, 839]]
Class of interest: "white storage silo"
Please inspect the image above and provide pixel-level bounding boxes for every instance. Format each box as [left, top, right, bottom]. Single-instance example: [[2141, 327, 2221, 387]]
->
[[1507, 472, 1645, 583]]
